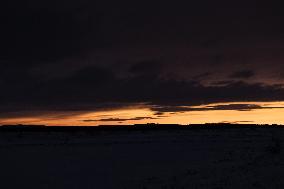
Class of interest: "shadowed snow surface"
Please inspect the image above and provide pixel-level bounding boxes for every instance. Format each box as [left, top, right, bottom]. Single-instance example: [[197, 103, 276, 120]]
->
[[0, 128, 283, 189]]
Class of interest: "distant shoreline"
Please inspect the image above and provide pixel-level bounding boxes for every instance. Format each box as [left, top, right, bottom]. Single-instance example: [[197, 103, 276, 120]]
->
[[0, 123, 283, 133]]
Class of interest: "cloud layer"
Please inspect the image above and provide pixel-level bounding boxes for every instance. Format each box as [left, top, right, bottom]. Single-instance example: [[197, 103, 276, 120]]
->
[[1, 0, 284, 118]]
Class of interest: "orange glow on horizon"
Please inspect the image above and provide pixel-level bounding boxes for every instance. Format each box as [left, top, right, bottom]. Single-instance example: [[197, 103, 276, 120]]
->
[[2, 101, 284, 126]]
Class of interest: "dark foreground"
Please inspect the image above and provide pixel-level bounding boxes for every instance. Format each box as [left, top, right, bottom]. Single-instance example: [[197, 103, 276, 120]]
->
[[0, 125, 283, 189]]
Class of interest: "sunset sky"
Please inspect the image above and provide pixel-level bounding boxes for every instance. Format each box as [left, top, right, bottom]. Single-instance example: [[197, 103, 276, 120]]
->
[[1, 1, 284, 126]]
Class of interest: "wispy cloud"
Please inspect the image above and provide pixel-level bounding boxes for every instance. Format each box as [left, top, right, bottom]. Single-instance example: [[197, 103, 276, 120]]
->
[[151, 103, 284, 114], [82, 116, 159, 122]]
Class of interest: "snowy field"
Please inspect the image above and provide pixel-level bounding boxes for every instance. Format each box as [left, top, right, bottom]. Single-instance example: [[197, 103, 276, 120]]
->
[[0, 127, 283, 189]]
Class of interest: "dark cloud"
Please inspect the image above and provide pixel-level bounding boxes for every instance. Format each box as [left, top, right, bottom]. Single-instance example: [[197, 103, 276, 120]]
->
[[230, 70, 255, 79], [151, 103, 284, 114], [1, 1, 284, 119], [192, 72, 213, 81], [210, 80, 236, 86], [0, 109, 90, 120], [205, 104, 261, 111], [83, 116, 158, 122], [128, 60, 163, 76], [1, 64, 284, 115]]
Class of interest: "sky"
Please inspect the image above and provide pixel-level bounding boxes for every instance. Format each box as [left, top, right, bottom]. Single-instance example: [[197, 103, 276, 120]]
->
[[1, 1, 284, 125]]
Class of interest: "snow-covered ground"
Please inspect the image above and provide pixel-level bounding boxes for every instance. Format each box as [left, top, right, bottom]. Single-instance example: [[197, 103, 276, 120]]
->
[[0, 128, 283, 189]]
